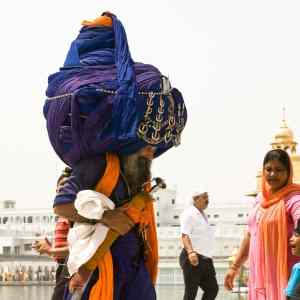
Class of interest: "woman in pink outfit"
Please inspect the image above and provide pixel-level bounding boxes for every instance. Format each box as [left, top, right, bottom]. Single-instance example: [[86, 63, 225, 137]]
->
[[224, 149, 300, 300]]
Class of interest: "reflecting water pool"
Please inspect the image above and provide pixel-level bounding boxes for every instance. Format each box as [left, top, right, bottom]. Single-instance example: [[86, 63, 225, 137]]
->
[[0, 285, 247, 300]]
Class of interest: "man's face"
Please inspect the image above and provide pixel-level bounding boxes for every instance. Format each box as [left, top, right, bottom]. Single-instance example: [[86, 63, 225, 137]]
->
[[122, 146, 156, 195], [193, 192, 209, 210], [137, 145, 156, 160]]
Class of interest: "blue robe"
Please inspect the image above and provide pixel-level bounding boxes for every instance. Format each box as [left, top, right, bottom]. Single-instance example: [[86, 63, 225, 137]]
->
[[56, 156, 156, 300]]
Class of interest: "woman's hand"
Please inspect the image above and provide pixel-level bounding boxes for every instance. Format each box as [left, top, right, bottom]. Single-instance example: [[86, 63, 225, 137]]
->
[[224, 268, 238, 291], [188, 252, 199, 266]]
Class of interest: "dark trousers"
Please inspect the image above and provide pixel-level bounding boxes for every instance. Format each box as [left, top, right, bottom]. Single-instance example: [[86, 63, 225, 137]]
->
[[179, 249, 218, 300], [51, 263, 69, 300]]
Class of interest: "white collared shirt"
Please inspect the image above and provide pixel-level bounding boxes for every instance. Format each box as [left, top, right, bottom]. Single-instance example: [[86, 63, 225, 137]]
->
[[180, 205, 215, 258]]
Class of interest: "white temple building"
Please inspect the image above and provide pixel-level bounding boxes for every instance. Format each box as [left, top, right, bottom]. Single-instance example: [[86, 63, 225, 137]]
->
[[0, 200, 55, 257]]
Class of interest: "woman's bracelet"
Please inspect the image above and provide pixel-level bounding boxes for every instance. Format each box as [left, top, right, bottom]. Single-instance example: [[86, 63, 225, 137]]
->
[[229, 262, 240, 271], [187, 250, 197, 256]]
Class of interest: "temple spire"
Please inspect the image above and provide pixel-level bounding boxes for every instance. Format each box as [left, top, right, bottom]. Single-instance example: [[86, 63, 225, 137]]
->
[[271, 108, 297, 154], [282, 107, 287, 127]]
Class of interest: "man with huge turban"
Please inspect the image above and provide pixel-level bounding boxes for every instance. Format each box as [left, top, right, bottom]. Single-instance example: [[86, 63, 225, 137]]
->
[[43, 12, 187, 300]]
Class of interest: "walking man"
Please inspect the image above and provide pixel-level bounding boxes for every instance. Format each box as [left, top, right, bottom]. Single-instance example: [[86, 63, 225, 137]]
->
[[179, 189, 218, 300]]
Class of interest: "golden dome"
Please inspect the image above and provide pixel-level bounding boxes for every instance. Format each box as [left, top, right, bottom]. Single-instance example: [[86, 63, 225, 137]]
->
[[273, 119, 294, 143], [271, 109, 297, 153]]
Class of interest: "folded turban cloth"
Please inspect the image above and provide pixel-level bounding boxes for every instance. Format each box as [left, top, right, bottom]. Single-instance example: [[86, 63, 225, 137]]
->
[[43, 12, 187, 166], [67, 190, 115, 276]]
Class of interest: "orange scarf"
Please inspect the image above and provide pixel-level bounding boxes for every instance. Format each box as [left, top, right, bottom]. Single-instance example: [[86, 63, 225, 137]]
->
[[88, 153, 158, 300], [257, 159, 300, 299], [81, 15, 112, 27], [89, 153, 120, 300], [124, 193, 159, 283]]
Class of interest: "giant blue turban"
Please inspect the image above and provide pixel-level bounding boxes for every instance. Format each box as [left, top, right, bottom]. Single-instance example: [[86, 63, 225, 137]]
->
[[43, 12, 187, 166]]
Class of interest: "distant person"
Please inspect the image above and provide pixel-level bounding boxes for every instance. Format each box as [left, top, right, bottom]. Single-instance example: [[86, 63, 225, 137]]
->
[[28, 266, 34, 281], [286, 220, 300, 299], [33, 167, 71, 300], [224, 149, 300, 300], [179, 188, 218, 300], [33, 216, 70, 298]]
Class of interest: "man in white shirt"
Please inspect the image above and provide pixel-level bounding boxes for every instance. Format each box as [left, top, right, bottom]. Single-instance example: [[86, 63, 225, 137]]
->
[[179, 189, 218, 300]]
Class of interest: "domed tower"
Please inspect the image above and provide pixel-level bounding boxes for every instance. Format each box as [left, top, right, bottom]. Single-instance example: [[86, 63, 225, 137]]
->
[[247, 109, 300, 197], [270, 108, 297, 154]]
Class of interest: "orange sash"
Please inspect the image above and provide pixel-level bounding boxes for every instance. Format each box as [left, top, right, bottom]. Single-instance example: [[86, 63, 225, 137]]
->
[[258, 159, 300, 299], [88, 153, 119, 300], [123, 193, 158, 284], [145, 199, 159, 283], [81, 15, 112, 27], [88, 153, 158, 300]]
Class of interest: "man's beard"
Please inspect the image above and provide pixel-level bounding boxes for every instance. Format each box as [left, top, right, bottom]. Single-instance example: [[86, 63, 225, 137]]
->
[[121, 153, 152, 196]]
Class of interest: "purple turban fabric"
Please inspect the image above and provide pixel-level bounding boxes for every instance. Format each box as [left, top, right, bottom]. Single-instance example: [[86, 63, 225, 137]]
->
[[43, 13, 187, 166]]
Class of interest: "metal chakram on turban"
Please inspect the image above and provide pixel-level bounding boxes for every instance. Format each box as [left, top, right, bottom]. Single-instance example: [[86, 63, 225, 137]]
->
[[43, 12, 187, 166]]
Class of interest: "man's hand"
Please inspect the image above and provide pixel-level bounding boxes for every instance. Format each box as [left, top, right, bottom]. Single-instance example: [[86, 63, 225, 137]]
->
[[69, 266, 91, 294], [32, 238, 52, 256], [56, 177, 69, 193], [188, 252, 199, 266], [69, 273, 84, 294], [56, 166, 72, 193], [100, 209, 134, 235]]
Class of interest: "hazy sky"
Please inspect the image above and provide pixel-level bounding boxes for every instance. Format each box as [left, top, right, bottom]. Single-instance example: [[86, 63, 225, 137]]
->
[[1, 0, 300, 208]]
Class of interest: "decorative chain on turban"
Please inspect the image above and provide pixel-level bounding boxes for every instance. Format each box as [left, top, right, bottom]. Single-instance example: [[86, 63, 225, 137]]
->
[[43, 12, 187, 166]]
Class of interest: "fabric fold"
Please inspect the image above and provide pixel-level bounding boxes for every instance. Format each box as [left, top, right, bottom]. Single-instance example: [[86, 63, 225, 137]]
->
[[67, 190, 115, 276]]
